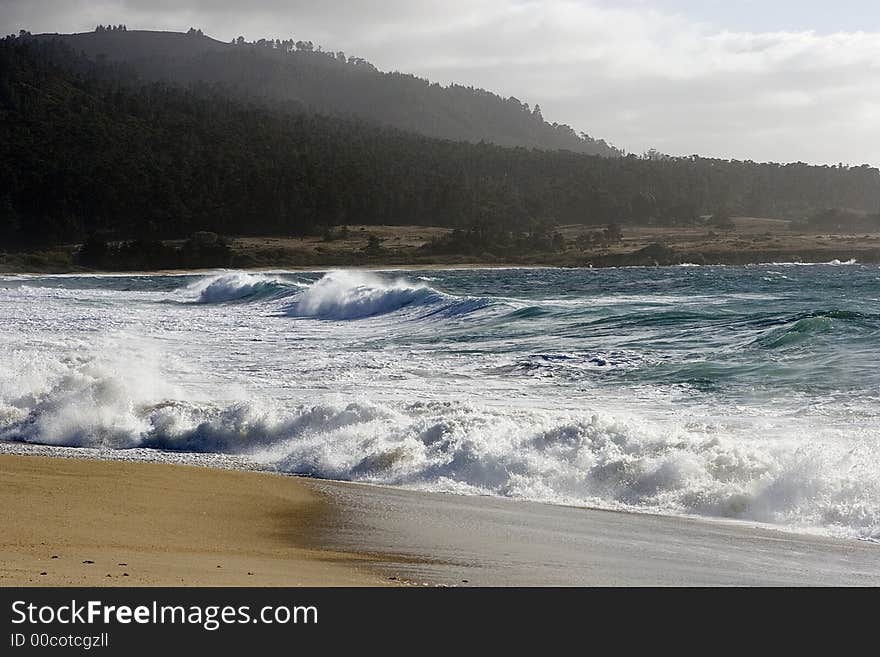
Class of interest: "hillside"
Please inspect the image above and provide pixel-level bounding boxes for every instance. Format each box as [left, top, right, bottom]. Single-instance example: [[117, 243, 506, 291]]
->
[[2, 36, 879, 265], [30, 28, 620, 156]]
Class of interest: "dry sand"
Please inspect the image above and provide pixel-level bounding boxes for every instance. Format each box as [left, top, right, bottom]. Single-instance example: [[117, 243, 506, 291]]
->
[[0, 455, 386, 586]]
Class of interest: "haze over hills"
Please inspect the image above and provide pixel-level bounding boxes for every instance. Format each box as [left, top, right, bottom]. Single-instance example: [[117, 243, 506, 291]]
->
[[2, 28, 880, 270], [30, 28, 620, 156]]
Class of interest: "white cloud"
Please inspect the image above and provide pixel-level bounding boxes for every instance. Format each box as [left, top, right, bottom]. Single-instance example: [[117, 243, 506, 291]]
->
[[2, 0, 879, 164]]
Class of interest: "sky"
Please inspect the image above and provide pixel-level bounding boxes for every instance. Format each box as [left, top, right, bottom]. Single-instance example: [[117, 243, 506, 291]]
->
[[2, 0, 879, 165]]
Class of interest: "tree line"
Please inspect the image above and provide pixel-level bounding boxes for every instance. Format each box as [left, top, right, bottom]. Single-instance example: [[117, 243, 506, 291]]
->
[[30, 28, 621, 156], [1, 37, 879, 251]]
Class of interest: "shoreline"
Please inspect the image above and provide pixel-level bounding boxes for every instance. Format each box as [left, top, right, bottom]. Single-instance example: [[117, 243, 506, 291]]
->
[[309, 479, 880, 586], [0, 262, 567, 276], [0, 257, 872, 278], [3, 449, 879, 586], [3, 219, 879, 275], [0, 439, 853, 544]]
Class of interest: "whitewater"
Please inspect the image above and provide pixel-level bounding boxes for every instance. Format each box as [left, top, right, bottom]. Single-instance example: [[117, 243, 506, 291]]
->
[[2, 265, 879, 540]]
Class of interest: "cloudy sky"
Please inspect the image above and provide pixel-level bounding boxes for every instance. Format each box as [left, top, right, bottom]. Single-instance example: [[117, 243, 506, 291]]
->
[[3, 0, 879, 165]]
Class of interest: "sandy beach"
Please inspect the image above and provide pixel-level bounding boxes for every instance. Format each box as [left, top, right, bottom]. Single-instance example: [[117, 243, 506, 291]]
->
[[0, 454, 385, 586], [3, 453, 880, 586]]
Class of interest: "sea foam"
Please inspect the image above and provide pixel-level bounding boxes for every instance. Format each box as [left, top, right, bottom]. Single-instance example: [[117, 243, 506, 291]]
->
[[3, 346, 880, 541], [4, 267, 880, 542]]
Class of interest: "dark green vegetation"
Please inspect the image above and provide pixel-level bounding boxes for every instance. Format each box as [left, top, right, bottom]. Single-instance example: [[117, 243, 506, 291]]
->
[[32, 28, 619, 156], [1, 30, 880, 270], [76, 231, 232, 269]]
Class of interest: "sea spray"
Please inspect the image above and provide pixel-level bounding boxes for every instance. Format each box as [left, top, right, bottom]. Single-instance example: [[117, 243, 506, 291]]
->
[[187, 271, 303, 304], [282, 270, 436, 319], [280, 270, 495, 320], [2, 265, 880, 540]]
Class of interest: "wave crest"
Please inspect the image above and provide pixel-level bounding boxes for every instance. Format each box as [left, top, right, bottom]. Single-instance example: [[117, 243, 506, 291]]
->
[[281, 270, 494, 320], [187, 272, 299, 304], [4, 350, 880, 539], [282, 271, 436, 319], [753, 310, 878, 349]]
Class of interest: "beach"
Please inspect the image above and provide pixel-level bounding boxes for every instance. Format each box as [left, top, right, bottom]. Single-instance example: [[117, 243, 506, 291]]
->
[[3, 453, 880, 587], [0, 454, 385, 586], [3, 265, 880, 586], [312, 480, 880, 586]]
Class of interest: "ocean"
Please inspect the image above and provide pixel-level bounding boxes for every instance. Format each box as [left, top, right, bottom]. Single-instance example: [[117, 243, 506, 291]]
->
[[2, 264, 878, 540]]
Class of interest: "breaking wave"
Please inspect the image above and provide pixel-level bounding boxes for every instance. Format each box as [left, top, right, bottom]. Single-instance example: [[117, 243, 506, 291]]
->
[[759, 258, 858, 266], [281, 270, 437, 319], [280, 270, 494, 320], [6, 265, 880, 544], [177, 270, 495, 320], [187, 272, 301, 304], [2, 350, 879, 541]]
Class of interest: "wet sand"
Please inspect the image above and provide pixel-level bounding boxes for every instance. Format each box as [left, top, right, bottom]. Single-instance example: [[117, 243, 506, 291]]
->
[[310, 480, 880, 586]]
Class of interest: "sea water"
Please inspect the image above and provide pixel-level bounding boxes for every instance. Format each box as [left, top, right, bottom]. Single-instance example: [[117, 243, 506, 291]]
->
[[2, 264, 878, 539]]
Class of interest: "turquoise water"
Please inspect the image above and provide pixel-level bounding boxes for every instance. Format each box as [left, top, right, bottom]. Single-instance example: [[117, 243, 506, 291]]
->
[[1, 264, 879, 538]]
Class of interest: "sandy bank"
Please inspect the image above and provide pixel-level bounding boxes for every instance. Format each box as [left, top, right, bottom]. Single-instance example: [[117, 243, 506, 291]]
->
[[0, 455, 386, 586], [4, 452, 880, 586]]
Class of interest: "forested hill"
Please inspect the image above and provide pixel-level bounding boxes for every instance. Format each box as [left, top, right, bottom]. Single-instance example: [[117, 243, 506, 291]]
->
[[1, 36, 879, 251], [27, 28, 620, 156]]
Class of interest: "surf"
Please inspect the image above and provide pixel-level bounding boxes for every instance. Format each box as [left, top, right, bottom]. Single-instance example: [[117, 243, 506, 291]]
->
[[280, 270, 496, 320], [4, 349, 880, 541], [185, 271, 304, 304], [4, 264, 880, 542]]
